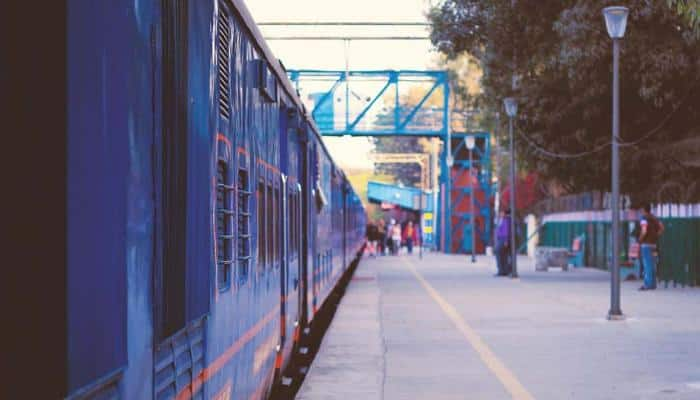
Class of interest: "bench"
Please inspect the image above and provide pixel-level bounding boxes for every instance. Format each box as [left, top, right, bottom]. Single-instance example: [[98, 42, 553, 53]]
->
[[535, 246, 569, 272], [619, 241, 641, 280], [567, 234, 586, 268]]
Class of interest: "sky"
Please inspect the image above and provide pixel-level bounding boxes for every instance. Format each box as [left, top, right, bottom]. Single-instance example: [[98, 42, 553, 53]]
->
[[246, 0, 439, 169]]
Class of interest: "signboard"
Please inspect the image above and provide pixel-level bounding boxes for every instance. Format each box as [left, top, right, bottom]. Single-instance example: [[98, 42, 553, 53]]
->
[[424, 226, 433, 234], [424, 212, 433, 220]]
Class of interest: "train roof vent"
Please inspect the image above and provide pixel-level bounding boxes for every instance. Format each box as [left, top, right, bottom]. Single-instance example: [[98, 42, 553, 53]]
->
[[217, 5, 231, 119]]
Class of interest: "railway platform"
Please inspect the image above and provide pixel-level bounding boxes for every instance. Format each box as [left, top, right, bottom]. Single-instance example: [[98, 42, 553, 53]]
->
[[297, 253, 700, 400]]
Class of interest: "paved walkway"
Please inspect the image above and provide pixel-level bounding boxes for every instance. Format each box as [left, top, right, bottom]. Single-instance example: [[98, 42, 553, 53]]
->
[[297, 253, 700, 400]]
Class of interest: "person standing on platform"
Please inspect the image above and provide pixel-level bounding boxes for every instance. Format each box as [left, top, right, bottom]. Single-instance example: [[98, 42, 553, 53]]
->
[[366, 222, 378, 257], [402, 221, 418, 255], [386, 219, 395, 255], [638, 204, 664, 291], [376, 219, 386, 256], [391, 221, 402, 255], [494, 209, 512, 277]]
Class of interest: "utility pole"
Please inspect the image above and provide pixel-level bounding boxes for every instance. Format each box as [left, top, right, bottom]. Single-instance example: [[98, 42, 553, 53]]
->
[[603, 6, 629, 320]]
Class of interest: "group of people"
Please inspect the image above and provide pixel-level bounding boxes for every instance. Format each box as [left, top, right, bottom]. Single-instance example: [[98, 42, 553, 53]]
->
[[366, 218, 420, 256], [493, 204, 664, 290]]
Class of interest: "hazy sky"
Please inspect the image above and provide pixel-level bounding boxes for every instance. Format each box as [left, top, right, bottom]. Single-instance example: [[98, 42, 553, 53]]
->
[[247, 0, 439, 169]]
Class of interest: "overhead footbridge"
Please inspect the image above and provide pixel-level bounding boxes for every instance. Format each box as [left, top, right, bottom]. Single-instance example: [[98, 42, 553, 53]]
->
[[367, 181, 432, 212]]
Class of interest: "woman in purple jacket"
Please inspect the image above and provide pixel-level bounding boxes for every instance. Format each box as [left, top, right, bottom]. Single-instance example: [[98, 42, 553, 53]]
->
[[495, 209, 512, 276]]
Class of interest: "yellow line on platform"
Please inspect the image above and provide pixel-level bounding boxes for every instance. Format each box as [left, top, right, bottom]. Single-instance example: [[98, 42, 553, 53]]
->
[[404, 258, 536, 400]]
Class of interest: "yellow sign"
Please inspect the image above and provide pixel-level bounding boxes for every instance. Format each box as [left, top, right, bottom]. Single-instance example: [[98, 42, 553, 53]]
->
[[424, 227, 433, 233], [424, 212, 433, 220]]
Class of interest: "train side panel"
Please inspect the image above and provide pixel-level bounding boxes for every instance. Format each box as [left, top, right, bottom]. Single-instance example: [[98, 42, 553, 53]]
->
[[66, 2, 157, 399]]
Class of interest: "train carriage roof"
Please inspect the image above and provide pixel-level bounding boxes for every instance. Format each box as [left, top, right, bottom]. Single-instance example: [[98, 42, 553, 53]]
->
[[229, 0, 345, 182]]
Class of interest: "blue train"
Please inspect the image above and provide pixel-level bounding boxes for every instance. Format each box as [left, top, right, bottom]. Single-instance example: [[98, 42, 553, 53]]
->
[[39, 0, 367, 399]]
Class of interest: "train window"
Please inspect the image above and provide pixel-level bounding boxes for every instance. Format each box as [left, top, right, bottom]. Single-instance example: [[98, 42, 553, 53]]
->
[[266, 182, 273, 269], [216, 4, 231, 119], [296, 192, 301, 254], [257, 180, 265, 271], [274, 185, 281, 267], [288, 191, 295, 259], [237, 165, 251, 285], [292, 192, 297, 257], [216, 160, 233, 291]]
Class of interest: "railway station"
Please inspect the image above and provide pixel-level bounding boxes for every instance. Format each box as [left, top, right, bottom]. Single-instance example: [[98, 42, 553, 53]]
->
[[6, 0, 700, 400]]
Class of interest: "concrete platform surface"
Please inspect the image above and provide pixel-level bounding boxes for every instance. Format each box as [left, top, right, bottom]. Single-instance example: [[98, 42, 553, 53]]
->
[[296, 253, 700, 400]]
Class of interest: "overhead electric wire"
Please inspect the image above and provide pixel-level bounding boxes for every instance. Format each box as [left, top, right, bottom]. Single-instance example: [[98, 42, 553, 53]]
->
[[258, 22, 429, 26], [264, 36, 430, 40], [260, 21, 430, 41], [618, 82, 697, 148], [516, 128, 610, 159], [513, 81, 697, 159]]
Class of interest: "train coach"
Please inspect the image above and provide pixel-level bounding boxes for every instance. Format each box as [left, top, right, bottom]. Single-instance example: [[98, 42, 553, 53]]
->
[[22, 0, 366, 399]]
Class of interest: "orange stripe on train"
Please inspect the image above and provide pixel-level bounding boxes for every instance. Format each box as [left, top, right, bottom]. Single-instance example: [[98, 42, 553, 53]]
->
[[175, 306, 280, 400]]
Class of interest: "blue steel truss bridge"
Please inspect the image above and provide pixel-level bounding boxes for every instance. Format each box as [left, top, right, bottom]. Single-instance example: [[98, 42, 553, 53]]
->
[[288, 70, 449, 137]]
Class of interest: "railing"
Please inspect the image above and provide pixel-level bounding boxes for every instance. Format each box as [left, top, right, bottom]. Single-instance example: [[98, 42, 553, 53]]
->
[[537, 201, 700, 287]]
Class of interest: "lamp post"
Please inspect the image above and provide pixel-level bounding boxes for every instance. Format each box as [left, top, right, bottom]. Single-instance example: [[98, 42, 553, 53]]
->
[[503, 97, 518, 279], [465, 135, 477, 263], [445, 151, 453, 253], [603, 6, 628, 320], [419, 189, 423, 260]]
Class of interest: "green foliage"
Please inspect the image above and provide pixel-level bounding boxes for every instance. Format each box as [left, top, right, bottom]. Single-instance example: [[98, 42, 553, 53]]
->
[[372, 136, 424, 186], [668, 0, 700, 35], [429, 0, 700, 203], [371, 86, 438, 187]]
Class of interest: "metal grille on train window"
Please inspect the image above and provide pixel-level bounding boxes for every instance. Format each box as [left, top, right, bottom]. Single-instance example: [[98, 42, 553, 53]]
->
[[296, 192, 301, 255], [289, 192, 296, 259], [293, 192, 298, 257], [216, 160, 233, 290], [258, 180, 265, 271], [217, 5, 231, 119], [274, 186, 281, 266], [266, 183, 273, 269], [237, 167, 251, 285]]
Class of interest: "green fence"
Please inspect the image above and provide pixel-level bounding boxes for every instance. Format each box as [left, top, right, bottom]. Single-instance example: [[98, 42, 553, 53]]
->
[[541, 218, 700, 287], [656, 218, 700, 287]]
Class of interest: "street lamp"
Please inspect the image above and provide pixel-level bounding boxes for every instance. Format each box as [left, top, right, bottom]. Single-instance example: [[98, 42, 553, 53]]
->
[[603, 5, 628, 321], [419, 190, 423, 260], [503, 97, 518, 279], [465, 135, 477, 263]]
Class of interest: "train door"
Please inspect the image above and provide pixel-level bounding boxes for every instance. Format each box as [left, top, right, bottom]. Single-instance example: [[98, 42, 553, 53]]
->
[[295, 182, 303, 325], [279, 172, 290, 369], [309, 144, 319, 320], [299, 133, 310, 328], [278, 106, 289, 359], [343, 184, 348, 270]]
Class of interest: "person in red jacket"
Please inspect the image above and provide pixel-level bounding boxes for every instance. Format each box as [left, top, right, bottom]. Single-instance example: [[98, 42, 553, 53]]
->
[[402, 220, 419, 255]]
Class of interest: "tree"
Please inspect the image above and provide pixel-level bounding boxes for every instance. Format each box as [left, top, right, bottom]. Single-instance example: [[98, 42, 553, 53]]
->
[[429, 0, 700, 204], [668, 0, 700, 35], [372, 85, 442, 187]]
